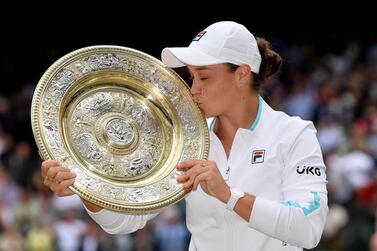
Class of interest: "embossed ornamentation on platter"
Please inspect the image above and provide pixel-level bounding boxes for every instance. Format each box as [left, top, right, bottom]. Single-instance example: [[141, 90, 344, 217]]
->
[[31, 46, 209, 213]]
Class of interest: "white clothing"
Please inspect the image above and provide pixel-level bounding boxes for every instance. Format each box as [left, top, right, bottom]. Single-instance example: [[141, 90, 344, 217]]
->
[[86, 97, 328, 251]]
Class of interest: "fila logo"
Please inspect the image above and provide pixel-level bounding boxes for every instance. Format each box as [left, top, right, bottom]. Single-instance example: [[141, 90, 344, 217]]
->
[[296, 166, 321, 176], [192, 31, 207, 41], [252, 150, 265, 164]]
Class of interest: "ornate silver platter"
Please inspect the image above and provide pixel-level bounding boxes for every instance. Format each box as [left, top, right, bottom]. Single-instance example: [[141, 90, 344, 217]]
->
[[31, 45, 209, 213]]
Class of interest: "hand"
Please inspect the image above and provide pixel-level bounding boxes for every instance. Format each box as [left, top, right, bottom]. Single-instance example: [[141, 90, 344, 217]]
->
[[41, 160, 76, 196], [176, 160, 230, 202], [41, 160, 104, 212]]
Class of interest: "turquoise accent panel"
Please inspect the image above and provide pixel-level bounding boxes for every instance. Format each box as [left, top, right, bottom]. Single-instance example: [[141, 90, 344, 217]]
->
[[249, 95, 263, 131], [282, 192, 320, 216]]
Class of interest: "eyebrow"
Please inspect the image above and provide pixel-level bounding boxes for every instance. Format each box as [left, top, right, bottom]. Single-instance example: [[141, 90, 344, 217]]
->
[[195, 66, 214, 71], [188, 66, 214, 73]]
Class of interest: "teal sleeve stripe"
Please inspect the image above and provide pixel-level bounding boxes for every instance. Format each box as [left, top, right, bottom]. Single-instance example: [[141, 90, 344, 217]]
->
[[249, 95, 263, 131], [281, 192, 320, 216]]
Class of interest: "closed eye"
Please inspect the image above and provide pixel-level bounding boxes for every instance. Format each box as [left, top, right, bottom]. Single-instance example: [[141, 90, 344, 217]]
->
[[188, 76, 208, 81]]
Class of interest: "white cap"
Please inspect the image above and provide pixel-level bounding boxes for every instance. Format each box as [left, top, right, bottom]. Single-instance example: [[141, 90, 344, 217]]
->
[[161, 21, 262, 73]]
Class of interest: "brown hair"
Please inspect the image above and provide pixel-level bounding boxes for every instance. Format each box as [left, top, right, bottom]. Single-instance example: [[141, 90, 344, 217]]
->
[[227, 37, 282, 92], [253, 37, 282, 91]]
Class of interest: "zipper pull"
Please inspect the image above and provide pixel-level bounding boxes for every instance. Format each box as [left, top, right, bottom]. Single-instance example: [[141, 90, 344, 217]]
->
[[224, 166, 230, 180]]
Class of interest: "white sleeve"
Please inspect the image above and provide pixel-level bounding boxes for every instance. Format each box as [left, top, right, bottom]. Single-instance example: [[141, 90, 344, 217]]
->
[[84, 206, 158, 234], [249, 123, 328, 249]]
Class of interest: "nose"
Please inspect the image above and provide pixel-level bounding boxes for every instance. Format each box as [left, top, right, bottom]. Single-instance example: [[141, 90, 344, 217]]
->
[[190, 79, 201, 95]]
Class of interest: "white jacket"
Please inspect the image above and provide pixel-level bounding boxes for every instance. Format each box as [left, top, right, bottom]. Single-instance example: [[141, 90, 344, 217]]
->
[[86, 97, 328, 251]]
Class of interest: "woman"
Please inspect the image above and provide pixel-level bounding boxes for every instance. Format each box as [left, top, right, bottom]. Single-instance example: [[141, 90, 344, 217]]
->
[[42, 21, 328, 251]]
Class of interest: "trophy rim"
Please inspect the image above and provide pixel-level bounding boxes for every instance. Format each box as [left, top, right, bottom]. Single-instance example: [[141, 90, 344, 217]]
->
[[31, 45, 210, 213]]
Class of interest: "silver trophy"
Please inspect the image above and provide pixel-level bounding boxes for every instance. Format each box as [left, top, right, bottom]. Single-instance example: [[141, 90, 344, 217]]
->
[[31, 46, 209, 213]]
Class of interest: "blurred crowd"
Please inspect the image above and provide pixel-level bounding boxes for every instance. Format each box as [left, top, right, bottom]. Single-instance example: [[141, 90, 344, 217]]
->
[[264, 35, 377, 251], [1, 33, 377, 251]]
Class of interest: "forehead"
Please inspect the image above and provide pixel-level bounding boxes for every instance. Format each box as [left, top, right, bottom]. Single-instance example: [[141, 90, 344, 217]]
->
[[187, 64, 227, 73]]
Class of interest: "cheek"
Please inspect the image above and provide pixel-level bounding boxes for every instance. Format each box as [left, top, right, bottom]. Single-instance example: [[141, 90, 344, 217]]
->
[[203, 85, 226, 106], [201, 87, 223, 111], [201, 83, 224, 99], [201, 88, 216, 104]]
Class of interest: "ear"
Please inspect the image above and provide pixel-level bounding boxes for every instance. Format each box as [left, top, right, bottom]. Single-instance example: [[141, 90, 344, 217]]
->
[[236, 64, 252, 87]]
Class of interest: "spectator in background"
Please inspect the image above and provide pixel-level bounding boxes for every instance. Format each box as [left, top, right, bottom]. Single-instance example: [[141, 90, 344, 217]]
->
[[154, 206, 190, 251]]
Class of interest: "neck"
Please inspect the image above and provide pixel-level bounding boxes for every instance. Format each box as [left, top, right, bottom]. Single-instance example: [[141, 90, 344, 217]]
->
[[215, 94, 259, 132], [213, 94, 259, 155]]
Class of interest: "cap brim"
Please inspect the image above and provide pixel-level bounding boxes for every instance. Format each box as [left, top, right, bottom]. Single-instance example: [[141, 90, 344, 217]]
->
[[161, 47, 224, 68]]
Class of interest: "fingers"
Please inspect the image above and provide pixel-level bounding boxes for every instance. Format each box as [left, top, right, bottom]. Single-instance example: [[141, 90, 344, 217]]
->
[[41, 160, 61, 177], [45, 166, 71, 184], [41, 160, 76, 197], [177, 162, 211, 190], [176, 160, 214, 171], [176, 160, 229, 199], [192, 172, 208, 191], [176, 160, 206, 171], [54, 170, 76, 183], [50, 179, 75, 196]]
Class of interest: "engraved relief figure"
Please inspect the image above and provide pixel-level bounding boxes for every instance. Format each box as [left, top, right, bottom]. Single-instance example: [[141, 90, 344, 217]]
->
[[140, 115, 158, 134], [125, 152, 153, 177], [83, 176, 98, 190], [70, 62, 91, 76], [73, 117, 92, 130], [84, 93, 113, 117], [127, 187, 156, 202], [130, 104, 149, 126], [106, 119, 134, 145], [128, 188, 144, 202], [121, 96, 137, 114], [143, 67, 156, 81], [100, 161, 116, 176], [44, 120, 60, 149], [51, 69, 75, 97], [76, 133, 103, 162], [87, 54, 120, 70]]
